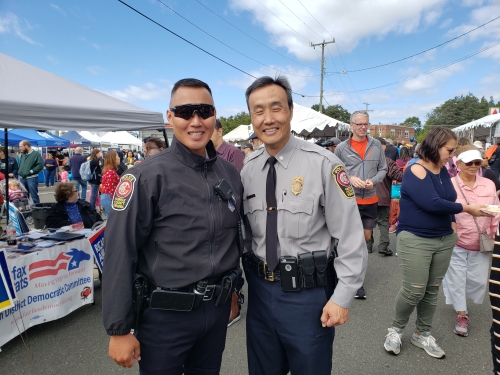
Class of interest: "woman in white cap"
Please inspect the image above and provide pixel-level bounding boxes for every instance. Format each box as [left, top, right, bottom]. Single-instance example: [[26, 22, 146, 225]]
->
[[443, 144, 500, 337]]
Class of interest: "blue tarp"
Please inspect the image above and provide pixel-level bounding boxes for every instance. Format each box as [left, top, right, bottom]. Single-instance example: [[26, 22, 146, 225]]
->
[[60, 130, 91, 147], [7, 130, 70, 147], [0, 130, 26, 146]]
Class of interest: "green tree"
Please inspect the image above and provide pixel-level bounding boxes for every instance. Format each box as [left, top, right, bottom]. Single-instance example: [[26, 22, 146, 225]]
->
[[425, 93, 494, 127], [401, 116, 422, 137], [218, 112, 251, 135], [311, 104, 351, 123]]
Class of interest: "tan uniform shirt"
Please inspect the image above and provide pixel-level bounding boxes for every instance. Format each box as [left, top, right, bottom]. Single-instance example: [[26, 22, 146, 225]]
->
[[241, 135, 367, 309]]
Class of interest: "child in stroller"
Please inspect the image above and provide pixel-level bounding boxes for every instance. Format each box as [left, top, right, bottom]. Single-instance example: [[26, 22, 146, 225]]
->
[[7, 179, 30, 211], [0, 178, 34, 225]]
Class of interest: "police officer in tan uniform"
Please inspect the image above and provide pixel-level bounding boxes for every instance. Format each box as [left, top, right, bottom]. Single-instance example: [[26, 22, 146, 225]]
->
[[241, 76, 367, 375]]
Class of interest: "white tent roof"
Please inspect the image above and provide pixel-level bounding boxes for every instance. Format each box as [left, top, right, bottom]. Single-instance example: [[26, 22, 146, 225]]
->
[[0, 53, 165, 131], [452, 113, 500, 139], [99, 131, 142, 146], [78, 131, 101, 143], [291, 103, 350, 138], [223, 125, 253, 142], [223, 103, 350, 142]]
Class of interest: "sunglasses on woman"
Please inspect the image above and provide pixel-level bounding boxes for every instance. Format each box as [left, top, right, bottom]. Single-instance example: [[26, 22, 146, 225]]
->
[[463, 160, 482, 166], [169, 104, 215, 120]]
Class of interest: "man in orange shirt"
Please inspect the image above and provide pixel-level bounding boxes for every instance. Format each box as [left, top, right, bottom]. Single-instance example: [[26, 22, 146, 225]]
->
[[335, 110, 387, 299]]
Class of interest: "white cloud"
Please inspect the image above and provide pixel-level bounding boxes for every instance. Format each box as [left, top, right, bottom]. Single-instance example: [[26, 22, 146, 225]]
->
[[87, 66, 103, 75], [462, 0, 486, 6], [47, 55, 58, 64], [0, 12, 39, 45], [102, 82, 170, 102], [50, 3, 67, 17], [439, 18, 453, 29], [229, 0, 446, 60], [92, 43, 101, 50], [401, 62, 465, 91]]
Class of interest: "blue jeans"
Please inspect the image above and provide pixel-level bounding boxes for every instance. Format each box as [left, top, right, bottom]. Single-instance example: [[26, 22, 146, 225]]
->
[[90, 183, 99, 207], [100, 194, 112, 217], [45, 169, 56, 187], [19, 176, 40, 204], [73, 179, 87, 200]]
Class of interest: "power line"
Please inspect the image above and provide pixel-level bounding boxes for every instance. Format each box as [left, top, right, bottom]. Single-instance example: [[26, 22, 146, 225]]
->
[[193, 0, 318, 71], [332, 44, 364, 104], [277, 0, 322, 39], [296, 0, 333, 38], [254, 0, 311, 44], [317, 40, 500, 94], [334, 15, 500, 73], [156, 0, 318, 78], [117, 0, 308, 98]]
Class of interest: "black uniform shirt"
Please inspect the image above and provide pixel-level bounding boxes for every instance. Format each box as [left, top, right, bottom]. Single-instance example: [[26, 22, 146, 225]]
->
[[102, 137, 242, 335]]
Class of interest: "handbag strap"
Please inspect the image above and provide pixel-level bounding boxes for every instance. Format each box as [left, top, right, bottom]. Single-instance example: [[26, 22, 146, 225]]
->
[[453, 176, 482, 235]]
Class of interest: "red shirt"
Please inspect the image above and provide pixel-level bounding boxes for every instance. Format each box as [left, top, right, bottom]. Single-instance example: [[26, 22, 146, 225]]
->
[[101, 169, 120, 195]]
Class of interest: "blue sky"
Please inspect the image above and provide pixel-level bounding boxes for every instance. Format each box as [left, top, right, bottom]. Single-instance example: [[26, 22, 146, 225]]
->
[[1, 0, 500, 126]]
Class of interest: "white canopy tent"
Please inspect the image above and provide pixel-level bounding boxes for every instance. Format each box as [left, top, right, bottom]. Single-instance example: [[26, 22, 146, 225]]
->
[[0, 53, 165, 131], [79, 131, 102, 143], [452, 113, 500, 142], [223, 103, 350, 143], [223, 125, 253, 142], [99, 131, 143, 148]]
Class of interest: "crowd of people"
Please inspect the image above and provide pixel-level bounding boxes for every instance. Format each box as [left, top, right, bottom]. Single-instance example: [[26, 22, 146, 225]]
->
[[4, 76, 500, 374]]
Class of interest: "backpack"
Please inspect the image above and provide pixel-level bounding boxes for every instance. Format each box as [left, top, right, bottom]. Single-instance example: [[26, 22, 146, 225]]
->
[[79, 160, 92, 181]]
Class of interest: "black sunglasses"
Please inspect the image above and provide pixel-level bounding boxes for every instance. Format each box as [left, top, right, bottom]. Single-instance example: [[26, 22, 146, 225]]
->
[[169, 104, 215, 120], [464, 160, 482, 166]]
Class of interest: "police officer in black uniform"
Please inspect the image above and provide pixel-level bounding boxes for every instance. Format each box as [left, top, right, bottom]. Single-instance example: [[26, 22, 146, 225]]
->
[[102, 78, 243, 374]]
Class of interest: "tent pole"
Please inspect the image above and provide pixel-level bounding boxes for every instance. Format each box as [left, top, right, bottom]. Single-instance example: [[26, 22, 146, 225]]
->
[[162, 128, 169, 149], [5, 128, 9, 226]]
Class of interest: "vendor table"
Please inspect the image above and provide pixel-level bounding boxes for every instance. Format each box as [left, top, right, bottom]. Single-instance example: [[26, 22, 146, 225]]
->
[[0, 237, 94, 348]]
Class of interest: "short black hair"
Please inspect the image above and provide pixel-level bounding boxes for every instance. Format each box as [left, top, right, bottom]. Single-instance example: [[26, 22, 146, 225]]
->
[[245, 75, 293, 111], [171, 78, 212, 97], [376, 137, 386, 145], [215, 119, 222, 130], [147, 137, 166, 150], [416, 126, 457, 164]]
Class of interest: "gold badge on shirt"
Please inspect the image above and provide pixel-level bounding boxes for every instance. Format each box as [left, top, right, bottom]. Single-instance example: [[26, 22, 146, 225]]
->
[[291, 176, 304, 195]]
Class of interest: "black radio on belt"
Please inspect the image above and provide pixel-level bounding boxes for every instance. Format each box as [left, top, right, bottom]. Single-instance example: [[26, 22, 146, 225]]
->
[[279, 256, 301, 291]]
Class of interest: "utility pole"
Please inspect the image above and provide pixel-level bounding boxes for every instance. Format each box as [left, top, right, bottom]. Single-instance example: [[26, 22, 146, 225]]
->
[[310, 39, 335, 113], [363, 103, 374, 113]]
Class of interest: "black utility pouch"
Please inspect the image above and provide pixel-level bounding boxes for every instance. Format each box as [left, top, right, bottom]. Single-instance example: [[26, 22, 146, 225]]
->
[[215, 267, 242, 307], [298, 252, 315, 288], [150, 289, 195, 312], [312, 250, 327, 287]]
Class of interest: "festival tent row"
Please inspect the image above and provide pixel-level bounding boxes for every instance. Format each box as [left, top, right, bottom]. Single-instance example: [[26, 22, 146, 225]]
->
[[60, 131, 93, 147], [99, 131, 143, 147], [0, 129, 70, 147], [79, 131, 102, 144], [452, 113, 500, 142], [223, 103, 350, 143]]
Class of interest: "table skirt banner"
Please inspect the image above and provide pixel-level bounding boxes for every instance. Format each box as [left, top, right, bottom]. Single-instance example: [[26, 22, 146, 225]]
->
[[0, 238, 94, 347], [89, 224, 105, 272]]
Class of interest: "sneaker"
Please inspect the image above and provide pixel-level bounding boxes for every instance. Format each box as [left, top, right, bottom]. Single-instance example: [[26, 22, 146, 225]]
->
[[389, 224, 397, 234], [366, 242, 373, 254], [454, 315, 469, 337], [378, 248, 388, 255], [354, 286, 366, 299], [384, 327, 403, 355], [378, 249, 394, 256], [411, 332, 445, 358]]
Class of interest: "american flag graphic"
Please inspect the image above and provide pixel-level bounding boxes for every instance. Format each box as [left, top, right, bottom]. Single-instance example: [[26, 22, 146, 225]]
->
[[29, 252, 71, 280]]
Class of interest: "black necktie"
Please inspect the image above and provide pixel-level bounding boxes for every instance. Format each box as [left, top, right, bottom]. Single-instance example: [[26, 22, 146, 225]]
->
[[266, 156, 279, 271]]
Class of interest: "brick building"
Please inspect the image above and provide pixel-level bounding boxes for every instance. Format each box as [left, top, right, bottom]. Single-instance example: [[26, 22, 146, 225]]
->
[[368, 124, 415, 144]]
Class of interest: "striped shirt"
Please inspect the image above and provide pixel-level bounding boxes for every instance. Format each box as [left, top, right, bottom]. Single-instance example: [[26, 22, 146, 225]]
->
[[489, 226, 500, 375]]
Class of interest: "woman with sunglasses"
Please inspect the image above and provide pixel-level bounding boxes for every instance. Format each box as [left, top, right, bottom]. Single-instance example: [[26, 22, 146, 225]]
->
[[383, 127, 492, 359], [442, 145, 500, 337]]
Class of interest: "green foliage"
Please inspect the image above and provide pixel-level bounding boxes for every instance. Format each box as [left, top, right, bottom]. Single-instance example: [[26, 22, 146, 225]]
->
[[311, 104, 351, 123], [425, 93, 498, 127], [218, 112, 251, 135], [402, 116, 423, 137]]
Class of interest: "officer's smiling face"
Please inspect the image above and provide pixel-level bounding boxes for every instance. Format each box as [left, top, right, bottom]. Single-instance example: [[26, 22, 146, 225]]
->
[[167, 86, 216, 157], [249, 84, 293, 156]]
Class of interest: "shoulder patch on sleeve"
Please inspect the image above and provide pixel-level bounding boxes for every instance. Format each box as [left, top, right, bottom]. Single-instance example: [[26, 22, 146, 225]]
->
[[332, 165, 355, 199], [112, 174, 136, 211]]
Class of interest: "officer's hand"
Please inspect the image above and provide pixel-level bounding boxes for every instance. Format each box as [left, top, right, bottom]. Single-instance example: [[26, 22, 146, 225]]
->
[[320, 300, 350, 327], [109, 334, 141, 368], [349, 176, 366, 189], [364, 179, 374, 190]]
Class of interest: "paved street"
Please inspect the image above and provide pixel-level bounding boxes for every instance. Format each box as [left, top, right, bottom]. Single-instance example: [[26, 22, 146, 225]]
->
[[0, 184, 494, 374]]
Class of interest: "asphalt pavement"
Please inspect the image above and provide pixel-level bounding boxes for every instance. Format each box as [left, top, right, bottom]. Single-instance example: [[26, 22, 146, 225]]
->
[[0, 184, 494, 374]]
